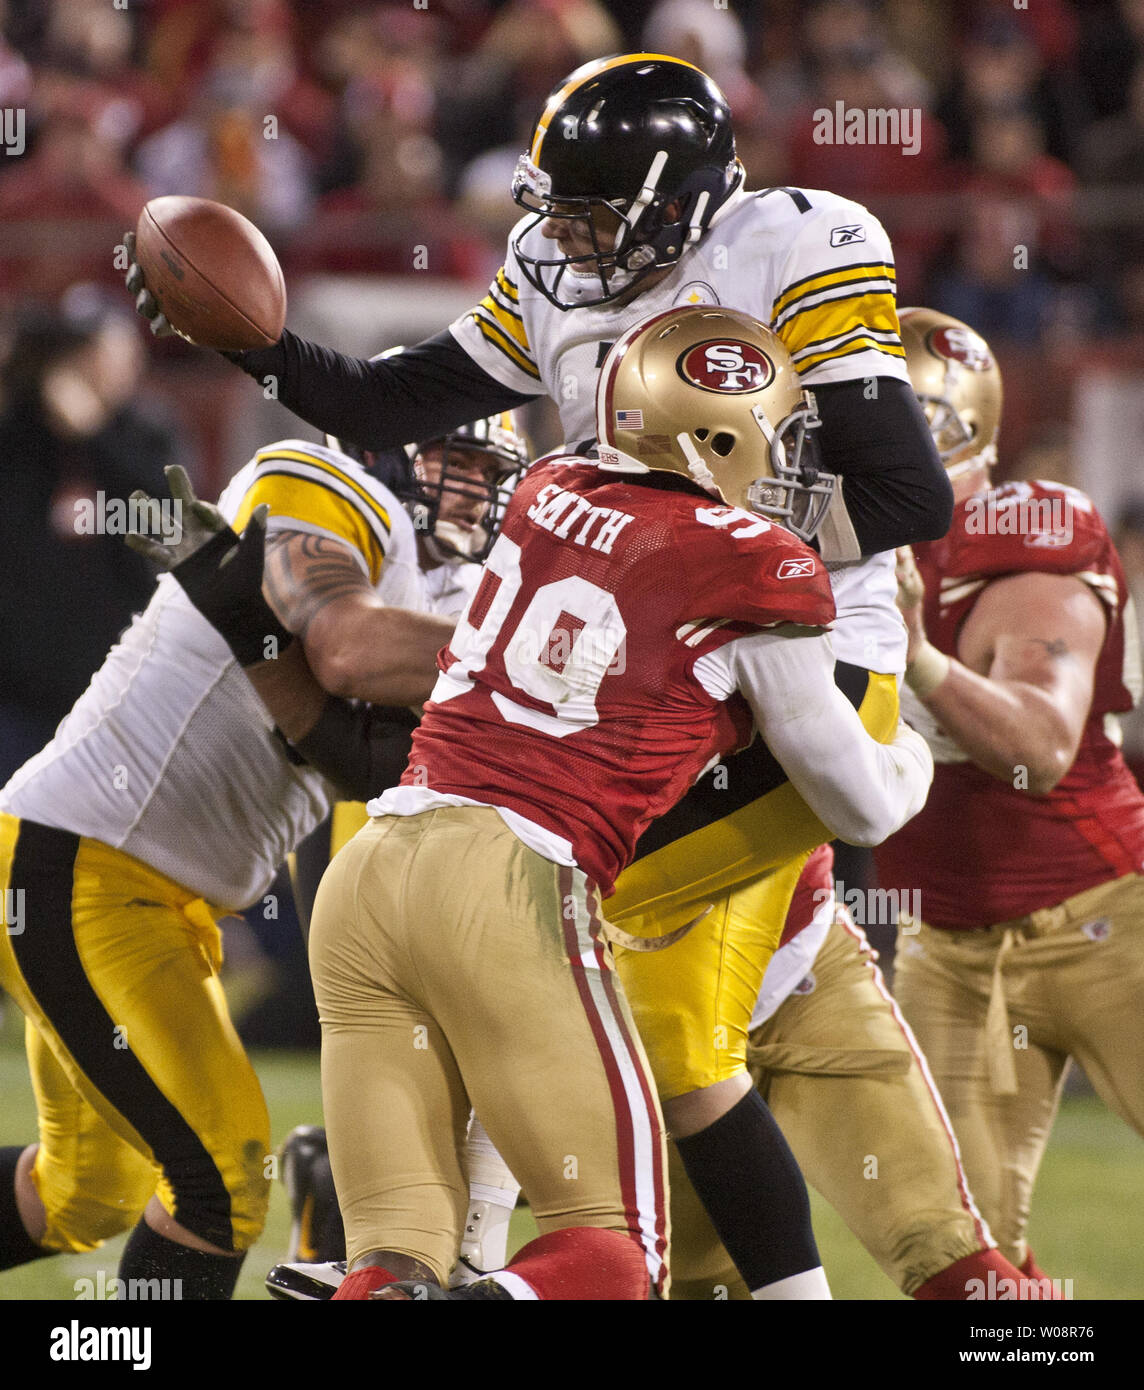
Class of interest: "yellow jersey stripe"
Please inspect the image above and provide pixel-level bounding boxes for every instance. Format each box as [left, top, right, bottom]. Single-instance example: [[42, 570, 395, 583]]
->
[[478, 291, 531, 354], [233, 473, 387, 584], [473, 313, 543, 380], [773, 261, 897, 318], [531, 53, 703, 163], [792, 336, 908, 374], [254, 449, 391, 535], [495, 268, 519, 303], [776, 290, 902, 353]]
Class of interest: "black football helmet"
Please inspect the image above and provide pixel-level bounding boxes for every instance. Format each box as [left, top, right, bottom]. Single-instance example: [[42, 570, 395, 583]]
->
[[326, 407, 529, 565], [510, 53, 743, 311]]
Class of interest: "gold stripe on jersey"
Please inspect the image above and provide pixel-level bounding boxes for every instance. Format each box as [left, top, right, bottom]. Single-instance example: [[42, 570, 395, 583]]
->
[[254, 449, 393, 538], [495, 267, 519, 303], [777, 294, 906, 373], [530, 52, 703, 163], [477, 283, 532, 358], [232, 466, 389, 585], [472, 310, 543, 381], [772, 261, 897, 320]]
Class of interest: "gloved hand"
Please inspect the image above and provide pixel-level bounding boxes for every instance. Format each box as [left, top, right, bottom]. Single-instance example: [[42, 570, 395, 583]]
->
[[127, 464, 293, 666], [122, 229, 176, 339]]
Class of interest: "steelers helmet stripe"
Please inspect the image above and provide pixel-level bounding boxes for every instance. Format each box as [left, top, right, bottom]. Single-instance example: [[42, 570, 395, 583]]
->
[[530, 52, 704, 164]]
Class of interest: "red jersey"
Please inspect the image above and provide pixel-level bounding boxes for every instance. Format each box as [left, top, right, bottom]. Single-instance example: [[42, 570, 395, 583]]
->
[[876, 480, 1144, 930], [403, 457, 836, 894]]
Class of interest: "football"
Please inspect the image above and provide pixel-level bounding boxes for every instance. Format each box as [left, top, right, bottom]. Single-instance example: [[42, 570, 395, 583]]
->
[[134, 196, 287, 351]]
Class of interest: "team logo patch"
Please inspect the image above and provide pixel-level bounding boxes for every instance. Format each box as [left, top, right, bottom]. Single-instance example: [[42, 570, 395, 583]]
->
[[792, 972, 816, 995], [1081, 918, 1110, 942], [776, 556, 816, 579], [829, 224, 866, 247], [673, 279, 720, 308], [678, 340, 775, 393], [927, 325, 994, 372]]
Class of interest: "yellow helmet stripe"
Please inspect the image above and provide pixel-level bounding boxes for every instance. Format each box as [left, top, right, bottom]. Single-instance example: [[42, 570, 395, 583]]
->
[[530, 53, 704, 164]]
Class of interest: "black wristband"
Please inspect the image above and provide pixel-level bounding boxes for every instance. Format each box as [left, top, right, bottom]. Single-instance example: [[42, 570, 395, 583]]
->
[[172, 523, 293, 667]]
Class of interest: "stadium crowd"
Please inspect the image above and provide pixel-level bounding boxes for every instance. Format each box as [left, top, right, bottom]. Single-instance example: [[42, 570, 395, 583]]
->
[[0, 0, 1141, 332]]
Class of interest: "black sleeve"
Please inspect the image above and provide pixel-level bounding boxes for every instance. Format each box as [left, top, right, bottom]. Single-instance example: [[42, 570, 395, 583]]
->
[[223, 328, 540, 448], [812, 377, 953, 553], [290, 699, 418, 803]]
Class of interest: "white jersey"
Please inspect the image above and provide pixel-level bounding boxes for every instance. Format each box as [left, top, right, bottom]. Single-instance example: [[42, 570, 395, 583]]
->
[[451, 184, 911, 673], [2, 440, 476, 910]]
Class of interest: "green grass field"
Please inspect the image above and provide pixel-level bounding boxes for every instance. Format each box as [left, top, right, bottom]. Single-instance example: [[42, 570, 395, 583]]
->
[[1, 1006, 1140, 1300]]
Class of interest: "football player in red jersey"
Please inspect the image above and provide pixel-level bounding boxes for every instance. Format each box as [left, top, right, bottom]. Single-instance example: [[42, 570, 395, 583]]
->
[[877, 307, 1144, 1286], [151, 306, 933, 1299]]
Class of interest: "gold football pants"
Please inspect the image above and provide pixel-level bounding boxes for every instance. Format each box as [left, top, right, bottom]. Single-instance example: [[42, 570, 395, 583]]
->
[[0, 815, 270, 1253], [667, 907, 993, 1297], [308, 806, 669, 1292], [893, 872, 1144, 1269]]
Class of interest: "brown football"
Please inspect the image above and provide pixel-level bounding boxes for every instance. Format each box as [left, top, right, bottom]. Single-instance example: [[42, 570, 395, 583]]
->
[[134, 196, 286, 351]]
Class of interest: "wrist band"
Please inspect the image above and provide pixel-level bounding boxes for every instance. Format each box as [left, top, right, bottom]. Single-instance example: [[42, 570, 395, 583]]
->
[[904, 642, 951, 699]]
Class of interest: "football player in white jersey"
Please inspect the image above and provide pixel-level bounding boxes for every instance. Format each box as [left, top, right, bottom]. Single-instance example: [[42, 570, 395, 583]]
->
[[0, 419, 525, 1298], [125, 53, 951, 1298]]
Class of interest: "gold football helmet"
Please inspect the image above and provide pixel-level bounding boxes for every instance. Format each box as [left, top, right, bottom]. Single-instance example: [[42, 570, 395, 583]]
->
[[595, 306, 833, 541], [899, 307, 1003, 478]]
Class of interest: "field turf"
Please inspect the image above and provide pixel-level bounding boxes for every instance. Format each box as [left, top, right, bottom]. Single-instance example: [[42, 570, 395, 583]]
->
[[1, 1006, 1140, 1300]]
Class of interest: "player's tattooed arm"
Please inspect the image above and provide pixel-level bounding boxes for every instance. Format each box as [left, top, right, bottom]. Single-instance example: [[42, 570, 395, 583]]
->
[[262, 529, 456, 706], [916, 571, 1106, 794]]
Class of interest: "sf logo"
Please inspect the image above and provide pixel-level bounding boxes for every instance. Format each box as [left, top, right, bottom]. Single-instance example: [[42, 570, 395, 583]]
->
[[680, 339, 775, 394], [930, 326, 993, 372], [705, 343, 762, 389]]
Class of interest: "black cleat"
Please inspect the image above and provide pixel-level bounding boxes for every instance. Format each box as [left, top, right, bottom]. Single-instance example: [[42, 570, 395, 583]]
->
[[281, 1125, 346, 1263], [266, 1259, 347, 1301]]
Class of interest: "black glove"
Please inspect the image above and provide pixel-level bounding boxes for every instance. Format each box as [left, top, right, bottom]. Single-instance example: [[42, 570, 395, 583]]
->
[[126, 464, 293, 666], [292, 701, 419, 801]]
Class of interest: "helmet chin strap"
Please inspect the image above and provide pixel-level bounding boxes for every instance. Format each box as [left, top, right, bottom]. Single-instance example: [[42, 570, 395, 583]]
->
[[674, 432, 721, 495]]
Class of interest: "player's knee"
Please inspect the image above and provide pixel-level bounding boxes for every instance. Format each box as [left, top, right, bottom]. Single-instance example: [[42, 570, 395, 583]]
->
[[158, 1134, 272, 1254]]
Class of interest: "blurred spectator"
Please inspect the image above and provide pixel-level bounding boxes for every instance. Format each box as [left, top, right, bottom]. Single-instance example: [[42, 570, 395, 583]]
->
[[133, 48, 315, 238], [0, 102, 148, 299], [1079, 59, 1144, 332], [0, 288, 178, 779], [435, 0, 622, 191], [930, 107, 1078, 343], [643, 0, 764, 123], [935, 12, 1089, 168], [1077, 0, 1144, 123]]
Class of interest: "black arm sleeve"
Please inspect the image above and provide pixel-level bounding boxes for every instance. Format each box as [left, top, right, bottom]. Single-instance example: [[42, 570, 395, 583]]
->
[[813, 377, 952, 553], [223, 328, 540, 448], [291, 700, 418, 803]]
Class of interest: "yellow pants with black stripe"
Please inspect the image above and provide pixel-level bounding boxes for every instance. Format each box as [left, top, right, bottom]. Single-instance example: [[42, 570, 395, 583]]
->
[[0, 814, 270, 1254], [608, 671, 899, 1100]]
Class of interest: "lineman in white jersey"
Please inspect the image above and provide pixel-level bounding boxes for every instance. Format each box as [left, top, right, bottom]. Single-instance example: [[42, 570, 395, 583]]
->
[[0, 421, 525, 1299], [127, 53, 950, 1299]]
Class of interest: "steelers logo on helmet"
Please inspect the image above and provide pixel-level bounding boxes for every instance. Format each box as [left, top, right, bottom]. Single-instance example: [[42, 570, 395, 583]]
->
[[677, 339, 775, 394], [926, 324, 994, 373]]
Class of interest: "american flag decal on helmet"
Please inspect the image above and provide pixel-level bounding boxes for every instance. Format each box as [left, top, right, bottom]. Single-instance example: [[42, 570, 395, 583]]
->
[[615, 409, 644, 429]]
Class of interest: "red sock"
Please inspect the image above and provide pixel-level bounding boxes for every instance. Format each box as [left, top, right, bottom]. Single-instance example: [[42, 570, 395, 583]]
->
[[332, 1265, 399, 1300], [914, 1249, 1063, 1300], [498, 1227, 649, 1301]]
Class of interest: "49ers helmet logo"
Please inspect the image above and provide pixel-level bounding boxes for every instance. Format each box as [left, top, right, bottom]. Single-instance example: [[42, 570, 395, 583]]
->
[[678, 340, 775, 393], [927, 325, 994, 372]]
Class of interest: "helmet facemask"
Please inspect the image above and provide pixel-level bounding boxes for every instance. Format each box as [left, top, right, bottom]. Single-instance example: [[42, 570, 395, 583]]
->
[[407, 424, 529, 564], [744, 398, 834, 543]]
